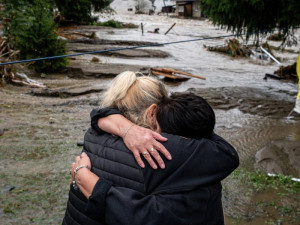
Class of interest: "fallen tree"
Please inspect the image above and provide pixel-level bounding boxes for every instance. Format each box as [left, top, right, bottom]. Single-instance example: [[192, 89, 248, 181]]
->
[[0, 37, 46, 88]]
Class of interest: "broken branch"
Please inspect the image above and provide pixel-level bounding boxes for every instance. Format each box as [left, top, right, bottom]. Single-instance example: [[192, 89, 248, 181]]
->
[[165, 23, 176, 35]]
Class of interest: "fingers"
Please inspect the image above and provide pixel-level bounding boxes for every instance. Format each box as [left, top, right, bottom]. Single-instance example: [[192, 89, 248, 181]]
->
[[132, 151, 145, 168], [151, 132, 172, 160], [152, 132, 168, 142], [80, 152, 88, 158], [142, 151, 158, 169], [75, 156, 80, 163], [153, 142, 172, 160], [149, 148, 165, 169]]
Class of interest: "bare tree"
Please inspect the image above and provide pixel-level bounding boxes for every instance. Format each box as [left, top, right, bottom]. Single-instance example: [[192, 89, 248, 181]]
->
[[135, 0, 149, 13], [149, 0, 156, 11]]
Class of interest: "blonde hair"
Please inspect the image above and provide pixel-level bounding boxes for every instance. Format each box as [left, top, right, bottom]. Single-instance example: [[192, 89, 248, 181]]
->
[[101, 71, 168, 128]]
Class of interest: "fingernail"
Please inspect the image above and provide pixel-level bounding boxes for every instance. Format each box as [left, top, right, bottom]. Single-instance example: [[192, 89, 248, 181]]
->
[[153, 165, 158, 169], [140, 163, 145, 168], [167, 155, 172, 160], [160, 164, 165, 169]]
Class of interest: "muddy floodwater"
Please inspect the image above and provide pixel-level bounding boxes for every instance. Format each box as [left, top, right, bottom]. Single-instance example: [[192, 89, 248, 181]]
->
[[1, 10, 300, 225]]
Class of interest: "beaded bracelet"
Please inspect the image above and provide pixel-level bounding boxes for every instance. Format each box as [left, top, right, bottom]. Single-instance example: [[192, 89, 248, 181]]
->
[[73, 165, 90, 175], [72, 165, 90, 190]]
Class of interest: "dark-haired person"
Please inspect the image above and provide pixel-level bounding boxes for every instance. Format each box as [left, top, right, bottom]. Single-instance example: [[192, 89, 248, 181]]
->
[[64, 89, 238, 224], [156, 92, 215, 139]]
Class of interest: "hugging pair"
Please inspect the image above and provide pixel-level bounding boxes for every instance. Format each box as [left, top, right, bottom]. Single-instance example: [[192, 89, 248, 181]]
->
[[63, 71, 239, 225]]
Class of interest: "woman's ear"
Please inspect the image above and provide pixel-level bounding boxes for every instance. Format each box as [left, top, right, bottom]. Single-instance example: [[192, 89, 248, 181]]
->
[[147, 104, 158, 120], [146, 104, 158, 129]]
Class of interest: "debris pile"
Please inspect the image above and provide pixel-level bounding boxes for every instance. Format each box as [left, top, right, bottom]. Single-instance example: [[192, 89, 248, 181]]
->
[[204, 39, 282, 66], [57, 27, 97, 40], [204, 39, 251, 57], [0, 37, 19, 85], [0, 37, 45, 88], [274, 62, 298, 81], [267, 33, 284, 41]]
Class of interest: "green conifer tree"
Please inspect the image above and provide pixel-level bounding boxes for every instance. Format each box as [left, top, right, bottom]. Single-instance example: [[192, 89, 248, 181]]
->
[[1, 0, 68, 72], [201, 0, 300, 46], [55, 0, 112, 24]]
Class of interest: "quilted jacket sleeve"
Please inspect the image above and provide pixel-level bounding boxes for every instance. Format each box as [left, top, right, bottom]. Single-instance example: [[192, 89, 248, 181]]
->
[[90, 107, 122, 133]]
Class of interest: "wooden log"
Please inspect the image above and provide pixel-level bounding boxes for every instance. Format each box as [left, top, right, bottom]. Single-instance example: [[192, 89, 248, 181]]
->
[[58, 33, 77, 39], [151, 67, 170, 73], [141, 23, 144, 35], [165, 23, 176, 35], [151, 70, 190, 81], [161, 68, 206, 80], [13, 72, 46, 88]]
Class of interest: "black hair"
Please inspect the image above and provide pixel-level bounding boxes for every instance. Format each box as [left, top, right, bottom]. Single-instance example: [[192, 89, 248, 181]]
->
[[157, 92, 215, 139]]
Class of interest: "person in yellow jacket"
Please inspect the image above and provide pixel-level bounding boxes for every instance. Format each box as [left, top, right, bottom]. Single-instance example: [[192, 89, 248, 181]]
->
[[294, 53, 300, 114]]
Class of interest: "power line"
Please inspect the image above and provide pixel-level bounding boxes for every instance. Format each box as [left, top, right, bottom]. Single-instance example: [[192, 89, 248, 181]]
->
[[0, 33, 241, 66]]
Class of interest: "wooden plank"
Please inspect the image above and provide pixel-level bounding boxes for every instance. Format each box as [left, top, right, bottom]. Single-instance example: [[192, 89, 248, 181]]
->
[[151, 70, 190, 81], [161, 68, 206, 80], [151, 67, 171, 73], [165, 23, 176, 35]]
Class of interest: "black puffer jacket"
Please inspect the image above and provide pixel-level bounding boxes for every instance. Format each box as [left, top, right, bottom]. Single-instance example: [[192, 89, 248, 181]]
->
[[62, 108, 239, 225], [62, 128, 146, 225]]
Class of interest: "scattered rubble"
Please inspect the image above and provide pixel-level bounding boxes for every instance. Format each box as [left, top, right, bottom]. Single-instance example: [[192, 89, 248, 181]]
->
[[204, 39, 251, 57], [204, 39, 278, 62], [264, 62, 298, 81], [274, 62, 298, 81]]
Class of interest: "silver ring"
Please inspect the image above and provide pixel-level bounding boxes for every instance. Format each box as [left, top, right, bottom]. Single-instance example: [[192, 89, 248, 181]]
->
[[142, 151, 148, 155], [150, 147, 155, 152]]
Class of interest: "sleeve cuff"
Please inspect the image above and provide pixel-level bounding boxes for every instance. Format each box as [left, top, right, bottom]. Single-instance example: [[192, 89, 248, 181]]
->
[[85, 178, 112, 220], [90, 107, 122, 133]]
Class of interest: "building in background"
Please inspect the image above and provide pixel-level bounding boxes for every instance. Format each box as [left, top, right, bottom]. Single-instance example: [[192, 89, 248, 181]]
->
[[175, 0, 203, 18], [111, 0, 176, 13]]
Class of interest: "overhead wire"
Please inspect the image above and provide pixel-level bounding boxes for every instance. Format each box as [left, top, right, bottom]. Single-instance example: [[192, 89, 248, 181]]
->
[[0, 33, 242, 66]]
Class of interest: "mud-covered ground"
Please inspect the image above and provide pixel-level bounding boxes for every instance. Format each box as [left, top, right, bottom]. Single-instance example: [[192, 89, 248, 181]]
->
[[1, 79, 299, 224], [1, 13, 300, 225]]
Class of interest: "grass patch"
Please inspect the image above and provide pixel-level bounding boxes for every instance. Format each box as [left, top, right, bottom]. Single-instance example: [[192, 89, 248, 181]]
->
[[230, 168, 300, 224], [0, 172, 70, 224], [232, 168, 300, 193], [94, 20, 138, 28]]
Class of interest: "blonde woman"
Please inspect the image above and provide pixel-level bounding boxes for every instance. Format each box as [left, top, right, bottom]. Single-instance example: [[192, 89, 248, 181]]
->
[[62, 72, 239, 225]]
